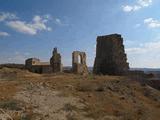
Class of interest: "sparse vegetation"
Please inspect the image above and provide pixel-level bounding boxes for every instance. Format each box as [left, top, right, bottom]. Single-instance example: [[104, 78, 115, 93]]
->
[[87, 74, 96, 80], [0, 68, 159, 120], [0, 100, 21, 111], [63, 103, 78, 112]]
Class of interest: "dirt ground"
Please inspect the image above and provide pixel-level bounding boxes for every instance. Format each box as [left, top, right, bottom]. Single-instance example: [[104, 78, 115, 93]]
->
[[0, 67, 160, 120]]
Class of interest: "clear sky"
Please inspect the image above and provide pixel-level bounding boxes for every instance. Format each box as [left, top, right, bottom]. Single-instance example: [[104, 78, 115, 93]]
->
[[0, 0, 160, 68]]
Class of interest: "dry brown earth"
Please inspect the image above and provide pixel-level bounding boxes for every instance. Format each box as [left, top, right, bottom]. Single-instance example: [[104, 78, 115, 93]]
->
[[0, 67, 160, 120]]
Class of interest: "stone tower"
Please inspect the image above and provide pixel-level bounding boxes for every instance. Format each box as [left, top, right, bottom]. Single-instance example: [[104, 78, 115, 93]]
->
[[72, 51, 88, 75], [93, 34, 129, 75], [50, 48, 62, 72]]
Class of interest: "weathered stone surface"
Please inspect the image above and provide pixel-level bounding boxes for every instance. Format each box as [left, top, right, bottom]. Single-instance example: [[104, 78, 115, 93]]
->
[[25, 58, 52, 74], [50, 48, 63, 73], [72, 51, 88, 75], [93, 34, 129, 75], [25, 58, 40, 70], [25, 48, 62, 74]]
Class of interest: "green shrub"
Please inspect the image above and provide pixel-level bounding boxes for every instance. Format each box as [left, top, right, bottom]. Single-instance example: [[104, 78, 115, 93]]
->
[[0, 100, 22, 110]]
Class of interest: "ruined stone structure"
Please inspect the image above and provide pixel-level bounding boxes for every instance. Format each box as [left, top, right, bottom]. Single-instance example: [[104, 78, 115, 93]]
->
[[25, 58, 52, 74], [25, 48, 62, 74], [72, 51, 88, 74], [50, 48, 63, 72], [25, 34, 129, 75], [93, 34, 129, 75]]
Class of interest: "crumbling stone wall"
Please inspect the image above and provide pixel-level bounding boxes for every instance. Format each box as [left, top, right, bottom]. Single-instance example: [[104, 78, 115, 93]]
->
[[25, 58, 40, 72], [72, 51, 88, 74], [25, 58, 52, 73], [50, 48, 62, 73], [25, 58, 40, 69], [25, 48, 62, 74], [93, 34, 129, 75]]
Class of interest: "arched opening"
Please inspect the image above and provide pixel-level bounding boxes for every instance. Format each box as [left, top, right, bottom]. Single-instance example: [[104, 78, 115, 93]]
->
[[78, 54, 81, 64]]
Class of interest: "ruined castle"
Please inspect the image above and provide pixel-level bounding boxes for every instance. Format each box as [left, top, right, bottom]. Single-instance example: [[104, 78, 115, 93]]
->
[[25, 48, 89, 74], [25, 34, 129, 75]]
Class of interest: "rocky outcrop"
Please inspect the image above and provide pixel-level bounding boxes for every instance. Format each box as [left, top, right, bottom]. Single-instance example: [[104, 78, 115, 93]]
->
[[93, 34, 129, 75]]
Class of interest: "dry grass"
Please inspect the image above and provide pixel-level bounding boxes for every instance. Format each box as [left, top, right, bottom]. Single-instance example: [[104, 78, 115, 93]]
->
[[0, 67, 160, 120]]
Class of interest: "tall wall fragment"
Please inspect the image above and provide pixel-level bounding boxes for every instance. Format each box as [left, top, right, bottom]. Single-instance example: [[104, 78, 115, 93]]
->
[[93, 34, 129, 75], [50, 48, 63, 72]]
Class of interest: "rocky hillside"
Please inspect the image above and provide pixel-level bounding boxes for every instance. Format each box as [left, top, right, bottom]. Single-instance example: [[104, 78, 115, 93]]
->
[[0, 67, 160, 120]]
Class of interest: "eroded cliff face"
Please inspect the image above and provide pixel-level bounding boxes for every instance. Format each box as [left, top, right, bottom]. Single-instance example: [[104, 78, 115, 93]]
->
[[93, 34, 129, 75]]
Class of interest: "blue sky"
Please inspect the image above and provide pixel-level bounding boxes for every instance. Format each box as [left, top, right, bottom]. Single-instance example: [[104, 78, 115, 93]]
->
[[0, 0, 160, 68]]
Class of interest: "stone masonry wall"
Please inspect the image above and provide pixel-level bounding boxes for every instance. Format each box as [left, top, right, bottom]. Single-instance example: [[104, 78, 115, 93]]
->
[[72, 51, 88, 75], [93, 34, 129, 75], [50, 48, 62, 73]]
